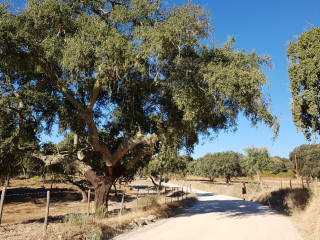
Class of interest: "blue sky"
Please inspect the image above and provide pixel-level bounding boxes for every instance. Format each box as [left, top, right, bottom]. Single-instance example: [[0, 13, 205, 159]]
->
[[10, 0, 320, 159], [174, 0, 320, 159]]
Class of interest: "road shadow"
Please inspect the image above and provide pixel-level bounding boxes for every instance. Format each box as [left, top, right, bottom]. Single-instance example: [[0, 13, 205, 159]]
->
[[177, 192, 279, 219]]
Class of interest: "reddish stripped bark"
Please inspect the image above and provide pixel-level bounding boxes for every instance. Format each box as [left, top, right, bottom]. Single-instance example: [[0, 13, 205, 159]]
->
[[84, 165, 126, 208]]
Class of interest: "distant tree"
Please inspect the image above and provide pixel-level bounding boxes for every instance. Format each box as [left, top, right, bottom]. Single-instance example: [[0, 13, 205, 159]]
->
[[187, 160, 198, 176], [213, 151, 243, 183], [289, 144, 320, 180], [142, 146, 190, 189], [287, 26, 320, 140], [196, 154, 218, 182], [243, 147, 271, 190], [269, 156, 291, 175]]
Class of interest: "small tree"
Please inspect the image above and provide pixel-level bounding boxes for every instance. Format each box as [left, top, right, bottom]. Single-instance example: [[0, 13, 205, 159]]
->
[[142, 146, 190, 189], [243, 146, 271, 190], [268, 156, 291, 175], [196, 154, 218, 182], [289, 144, 320, 180], [213, 151, 243, 183]]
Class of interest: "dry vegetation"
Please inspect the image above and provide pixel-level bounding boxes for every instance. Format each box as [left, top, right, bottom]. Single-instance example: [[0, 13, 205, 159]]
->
[[1, 175, 319, 240], [0, 177, 196, 240], [170, 175, 320, 240]]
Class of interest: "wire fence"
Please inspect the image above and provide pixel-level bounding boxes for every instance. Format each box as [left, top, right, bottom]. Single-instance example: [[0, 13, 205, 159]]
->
[[0, 184, 193, 230]]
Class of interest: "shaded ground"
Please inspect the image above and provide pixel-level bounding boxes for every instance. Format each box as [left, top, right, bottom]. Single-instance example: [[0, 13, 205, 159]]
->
[[114, 187, 302, 240]]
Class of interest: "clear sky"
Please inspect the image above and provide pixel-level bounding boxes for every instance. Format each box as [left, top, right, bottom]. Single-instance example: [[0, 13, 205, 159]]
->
[[174, 0, 320, 159], [10, 0, 320, 159]]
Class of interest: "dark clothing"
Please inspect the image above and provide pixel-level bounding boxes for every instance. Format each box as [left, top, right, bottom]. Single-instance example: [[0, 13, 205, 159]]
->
[[242, 186, 246, 194]]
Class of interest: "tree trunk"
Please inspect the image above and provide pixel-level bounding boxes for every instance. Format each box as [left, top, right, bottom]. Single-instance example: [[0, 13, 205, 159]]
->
[[113, 181, 118, 197], [84, 165, 125, 209], [150, 176, 159, 188], [257, 171, 264, 191], [5, 175, 10, 187], [94, 179, 113, 208]]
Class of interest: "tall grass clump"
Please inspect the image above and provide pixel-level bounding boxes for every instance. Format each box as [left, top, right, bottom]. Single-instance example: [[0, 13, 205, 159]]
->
[[291, 193, 320, 240], [64, 213, 93, 225]]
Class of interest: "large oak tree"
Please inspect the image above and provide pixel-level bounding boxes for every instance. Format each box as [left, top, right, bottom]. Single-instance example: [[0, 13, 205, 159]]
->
[[287, 26, 320, 140], [0, 0, 278, 208]]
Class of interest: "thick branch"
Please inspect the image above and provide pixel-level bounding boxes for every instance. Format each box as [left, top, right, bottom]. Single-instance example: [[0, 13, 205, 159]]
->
[[30, 53, 84, 113], [31, 151, 93, 174], [111, 132, 160, 165], [124, 147, 155, 171], [84, 110, 113, 160], [87, 80, 102, 110]]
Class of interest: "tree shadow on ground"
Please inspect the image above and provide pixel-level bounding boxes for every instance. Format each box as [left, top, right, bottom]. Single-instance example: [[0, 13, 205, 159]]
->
[[176, 192, 278, 219]]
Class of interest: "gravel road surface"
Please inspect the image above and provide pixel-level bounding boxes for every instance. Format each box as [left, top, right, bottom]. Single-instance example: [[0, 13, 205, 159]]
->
[[113, 187, 301, 240]]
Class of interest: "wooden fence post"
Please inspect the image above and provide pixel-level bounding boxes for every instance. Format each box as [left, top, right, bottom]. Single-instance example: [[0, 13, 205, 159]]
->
[[136, 189, 139, 206], [0, 187, 7, 226], [120, 189, 126, 215], [182, 187, 184, 199], [87, 189, 91, 215], [44, 190, 51, 231]]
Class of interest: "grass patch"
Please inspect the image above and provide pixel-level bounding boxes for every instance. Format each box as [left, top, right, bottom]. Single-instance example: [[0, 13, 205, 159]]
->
[[253, 188, 311, 215], [291, 193, 320, 240], [64, 213, 94, 225]]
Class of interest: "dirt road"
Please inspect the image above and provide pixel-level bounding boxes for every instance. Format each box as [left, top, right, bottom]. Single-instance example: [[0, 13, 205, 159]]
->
[[113, 188, 301, 240]]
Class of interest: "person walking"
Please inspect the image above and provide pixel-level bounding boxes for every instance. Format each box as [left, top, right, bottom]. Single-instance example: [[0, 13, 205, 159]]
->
[[242, 183, 246, 200]]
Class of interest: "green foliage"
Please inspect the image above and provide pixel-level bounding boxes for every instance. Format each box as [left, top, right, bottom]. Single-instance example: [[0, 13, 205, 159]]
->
[[142, 144, 191, 185], [243, 146, 271, 177], [194, 154, 218, 181], [64, 213, 93, 225], [268, 156, 292, 174], [0, 0, 278, 151], [276, 170, 296, 179], [190, 151, 243, 182], [287, 26, 320, 140], [261, 170, 296, 178], [1, 0, 278, 206], [211, 151, 243, 183], [289, 144, 320, 178], [87, 229, 103, 240], [95, 205, 108, 217]]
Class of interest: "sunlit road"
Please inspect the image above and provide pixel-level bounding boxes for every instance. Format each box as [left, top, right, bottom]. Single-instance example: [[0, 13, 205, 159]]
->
[[113, 187, 301, 240]]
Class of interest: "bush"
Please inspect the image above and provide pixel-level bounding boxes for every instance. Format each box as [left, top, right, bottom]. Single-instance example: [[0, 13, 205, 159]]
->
[[95, 205, 108, 217], [64, 213, 93, 225], [87, 228, 103, 240], [276, 170, 296, 178]]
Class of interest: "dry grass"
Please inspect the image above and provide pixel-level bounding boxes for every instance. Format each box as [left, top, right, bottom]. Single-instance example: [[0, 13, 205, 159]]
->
[[0, 196, 197, 240], [290, 193, 320, 240], [0, 177, 197, 240]]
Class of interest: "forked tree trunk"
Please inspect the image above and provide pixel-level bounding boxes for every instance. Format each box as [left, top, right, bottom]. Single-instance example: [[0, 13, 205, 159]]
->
[[85, 165, 125, 209]]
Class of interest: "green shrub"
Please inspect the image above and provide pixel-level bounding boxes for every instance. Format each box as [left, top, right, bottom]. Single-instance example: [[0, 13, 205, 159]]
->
[[31, 176, 41, 181], [64, 213, 93, 225], [276, 170, 296, 178], [86, 228, 103, 240], [95, 205, 108, 217], [261, 171, 275, 178], [137, 196, 160, 209]]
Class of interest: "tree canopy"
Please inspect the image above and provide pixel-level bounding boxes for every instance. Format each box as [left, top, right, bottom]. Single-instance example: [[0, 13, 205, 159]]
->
[[243, 146, 271, 189], [0, 0, 278, 207], [287, 26, 320, 140], [208, 151, 243, 183], [289, 144, 320, 178]]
